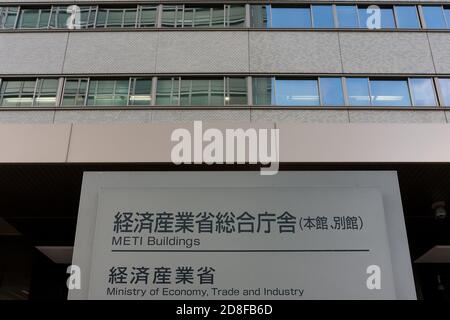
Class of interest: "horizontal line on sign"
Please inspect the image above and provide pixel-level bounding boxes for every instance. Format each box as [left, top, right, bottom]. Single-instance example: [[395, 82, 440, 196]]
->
[[111, 249, 370, 253]]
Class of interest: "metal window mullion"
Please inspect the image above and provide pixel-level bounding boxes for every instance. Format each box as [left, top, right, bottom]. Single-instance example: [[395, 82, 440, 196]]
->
[[209, 7, 213, 28], [268, 5, 273, 28], [332, 4, 339, 28], [55, 77, 64, 107], [127, 78, 133, 106], [310, 5, 315, 29], [93, 6, 99, 29], [342, 77, 349, 107], [223, 77, 227, 106], [407, 78, 416, 107], [245, 4, 250, 28], [355, 5, 361, 29], [84, 78, 90, 106], [393, 6, 400, 29], [157, 4, 163, 28], [13, 6, 20, 29], [177, 77, 181, 106], [31, 79, 40, 107], [247, 76, 253, 106], [151, 76, 157, 106], [272, 77, 277, 106], [181, 5, 185, 28]]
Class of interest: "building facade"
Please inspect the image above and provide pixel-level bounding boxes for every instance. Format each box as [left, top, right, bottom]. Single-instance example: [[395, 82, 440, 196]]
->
[[0, 0, 449, 299]]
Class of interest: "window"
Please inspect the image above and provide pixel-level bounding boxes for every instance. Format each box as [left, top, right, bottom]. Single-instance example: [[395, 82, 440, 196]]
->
[[370, 80, 411, 107], [271, 6, 311, 28], [274, 79, 320, 106], [162, 5, 245, 28], [394, 6, 420, 29], [422, 6, 447, 29], [359, 7, 396, 29], [33, 79, 59, 107], [438, 79, 450, 107], [129, 78, 152, 106], [0, 80, 35, 107], [18, 8, 51, 28], [346, 78, 371, 106], [0, 7, 19, 28], [156, 77, 246, 106], [319, 78, 344, 106], [62, 79, 88, 106], [87, 79, 129, 106], [96, 8, 138, 28], [409, 78, 437, 106], [312, 5, 334, 28], [0, 79, 57, 107], [336, 5, 359, 28]]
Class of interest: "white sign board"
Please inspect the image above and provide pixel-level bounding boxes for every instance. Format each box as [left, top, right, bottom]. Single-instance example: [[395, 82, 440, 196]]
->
[[70, 171, 416, 300]]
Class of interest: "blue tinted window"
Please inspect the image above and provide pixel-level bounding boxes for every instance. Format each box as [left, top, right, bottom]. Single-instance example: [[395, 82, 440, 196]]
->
[[319, 78, 344, 106], [275, 79, 319, 106], [359, 7, 396, 29], [346, 78, 371, 106], [312, 5, 334, 28], [409, 78, 436, 106], [336, 6, 358, 28], [395, 6, 420, 29], [422, 6, 446, 29], [439, 79, 450, 106], [370, 80, 411, 107], [271, 7, 311, 28]]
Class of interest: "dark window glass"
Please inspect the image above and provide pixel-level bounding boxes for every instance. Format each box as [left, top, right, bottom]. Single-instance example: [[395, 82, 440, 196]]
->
[[275, 79, 319, 106], [312, 5, 334, 28], [395, 6, 420, 29], [439, 78, 450, 106], [409, 78, 436, 106], [370, 80, 411, 107], [271, 7, 311, 28], [346, 78, 371, 106], [422, 6, 446, 29], [319, 78, 344, 106], [336, 5, 359, 28]]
